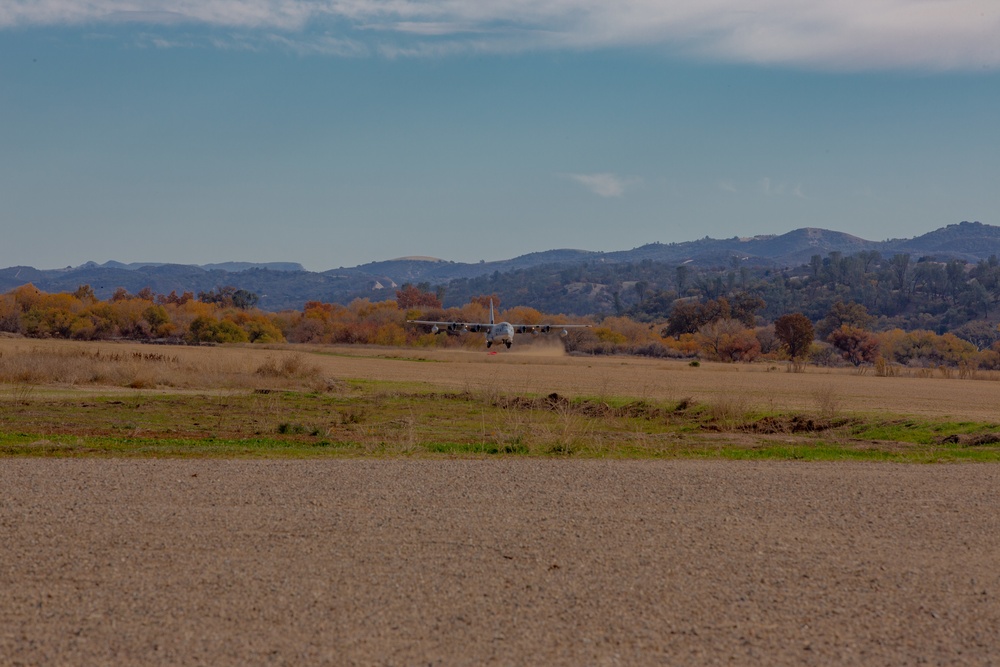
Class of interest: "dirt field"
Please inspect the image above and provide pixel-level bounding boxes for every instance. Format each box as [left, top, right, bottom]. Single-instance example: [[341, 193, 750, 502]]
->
[[4, 339, 1000, 664], [3, 459, 1000, 666]]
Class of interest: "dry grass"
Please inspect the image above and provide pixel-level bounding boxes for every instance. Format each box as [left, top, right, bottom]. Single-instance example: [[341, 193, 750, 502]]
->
[[0, 339, 331, 392], [3, 338, 1000, 423]]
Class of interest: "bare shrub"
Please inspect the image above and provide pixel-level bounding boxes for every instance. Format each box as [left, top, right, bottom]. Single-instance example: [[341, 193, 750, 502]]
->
[[256, 354, 313, 378], [707, 393, 752, 428], [874, 357, 900, 377], [808, 342, 841, 367], [812, 386, 840, 420], [312, 377, 346, 393]]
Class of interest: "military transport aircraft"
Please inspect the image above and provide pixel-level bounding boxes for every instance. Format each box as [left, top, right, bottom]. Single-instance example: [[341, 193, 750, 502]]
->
[[407, 300, 591, 349]]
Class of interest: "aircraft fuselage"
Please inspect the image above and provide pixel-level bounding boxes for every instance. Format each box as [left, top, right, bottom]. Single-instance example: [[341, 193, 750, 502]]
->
[[486, 322, 515, 348]]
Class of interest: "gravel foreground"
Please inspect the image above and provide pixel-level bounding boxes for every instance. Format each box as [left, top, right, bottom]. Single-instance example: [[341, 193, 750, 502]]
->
[[2, 460, 999, 666]]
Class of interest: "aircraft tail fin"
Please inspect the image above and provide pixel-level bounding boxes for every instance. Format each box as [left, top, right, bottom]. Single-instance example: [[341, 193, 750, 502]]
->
[[489, 299, 495, 325]]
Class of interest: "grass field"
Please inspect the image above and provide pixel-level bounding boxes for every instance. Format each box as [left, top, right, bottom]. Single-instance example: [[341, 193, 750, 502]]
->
[[2, 336, 1000, 461]]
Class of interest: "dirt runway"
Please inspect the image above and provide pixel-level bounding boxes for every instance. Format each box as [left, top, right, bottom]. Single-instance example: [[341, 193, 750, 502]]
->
[[3, 460, 999, 665]]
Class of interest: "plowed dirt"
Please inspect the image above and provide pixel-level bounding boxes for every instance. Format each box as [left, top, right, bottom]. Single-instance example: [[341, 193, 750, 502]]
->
[[3, 459, 999, 665]]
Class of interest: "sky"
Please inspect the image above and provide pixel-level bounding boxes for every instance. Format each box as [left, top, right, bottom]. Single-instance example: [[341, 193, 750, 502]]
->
[[2, 1, 999, 271]]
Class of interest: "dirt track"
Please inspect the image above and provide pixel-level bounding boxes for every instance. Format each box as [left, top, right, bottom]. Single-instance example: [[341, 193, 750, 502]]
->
[[3, 460, 999, 666]]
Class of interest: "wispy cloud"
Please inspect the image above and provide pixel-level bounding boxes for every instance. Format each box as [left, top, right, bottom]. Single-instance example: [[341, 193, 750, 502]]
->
[[563, 172, 637, 198], [759, 177, 807, 199], [3, 1, 1000, 70]]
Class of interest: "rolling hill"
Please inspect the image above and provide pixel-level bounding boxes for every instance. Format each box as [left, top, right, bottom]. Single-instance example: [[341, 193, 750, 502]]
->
[[2, 221, 996, 312]]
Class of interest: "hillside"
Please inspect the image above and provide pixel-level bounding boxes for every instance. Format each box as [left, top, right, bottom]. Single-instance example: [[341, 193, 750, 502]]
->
[[1, 221, 997, 312]]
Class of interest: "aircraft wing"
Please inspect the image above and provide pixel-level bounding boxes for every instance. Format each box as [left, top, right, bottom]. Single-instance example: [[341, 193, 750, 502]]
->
[[407, 320, 491, 332], [511, 323, 592, 334]]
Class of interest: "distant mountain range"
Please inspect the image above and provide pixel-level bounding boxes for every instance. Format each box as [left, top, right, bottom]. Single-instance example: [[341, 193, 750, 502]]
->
[[77, 261, 307, 273], [3, 221, 998, 311]]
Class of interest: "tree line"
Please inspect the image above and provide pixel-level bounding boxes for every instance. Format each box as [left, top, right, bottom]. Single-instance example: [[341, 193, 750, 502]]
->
[[442, 250, 1000, 338], [3, 280, 1000, 372]]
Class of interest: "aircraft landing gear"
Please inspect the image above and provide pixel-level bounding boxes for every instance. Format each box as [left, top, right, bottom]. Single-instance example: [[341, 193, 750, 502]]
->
[[486, 341, 492, 348], [505, 341, 512, 349]]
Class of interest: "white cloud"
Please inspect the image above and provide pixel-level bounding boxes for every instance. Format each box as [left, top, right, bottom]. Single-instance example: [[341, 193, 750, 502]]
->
[[3, 1, 1000, 70], [563, 172, 637, 197]]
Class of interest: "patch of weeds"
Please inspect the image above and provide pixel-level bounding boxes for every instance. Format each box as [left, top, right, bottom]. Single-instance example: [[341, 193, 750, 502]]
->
[[704, 394, 753, 429], [849, 418, 1000, 445], [547, 441, 578, 455], [936, 432, 1000, 447], [277, 422, 308, 435], [10, 384, 36, 405], [673, 397, 694, 413], [424, 441, 530, 455], [339, 409, 367, 425]]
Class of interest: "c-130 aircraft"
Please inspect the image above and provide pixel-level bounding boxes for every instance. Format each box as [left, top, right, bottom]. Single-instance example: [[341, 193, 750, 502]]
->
[[407, 300, 591, 349]]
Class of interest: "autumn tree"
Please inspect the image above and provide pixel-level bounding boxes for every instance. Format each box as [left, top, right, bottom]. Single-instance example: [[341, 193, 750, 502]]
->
[[661, 300, 702, 338], [661, 294, 765, 339], [696, 319, 760, 362], [774, 313, 815, 359], [817, 301, 874, 338], [156, 290, 194, 306], [828, 325, 880, 366], [720, 328, 762, 362], [187, 316, 250, 344], [395, 284, 442, 309], [73, 285, 96, 303], [469, 294, 500, 310]]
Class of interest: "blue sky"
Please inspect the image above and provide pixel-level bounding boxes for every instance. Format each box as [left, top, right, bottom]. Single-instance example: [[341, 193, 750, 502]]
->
[[2, 1, 999, 271]]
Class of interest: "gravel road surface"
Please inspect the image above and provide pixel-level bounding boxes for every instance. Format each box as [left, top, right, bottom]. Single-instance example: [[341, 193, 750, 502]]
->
[[2, 460, 999, 665]]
